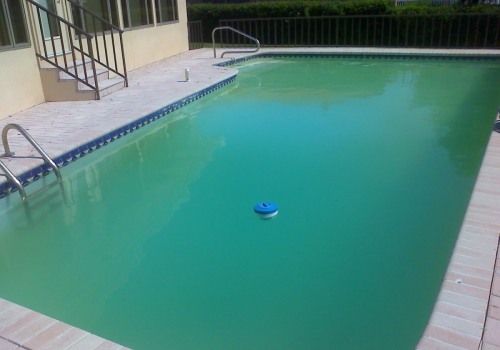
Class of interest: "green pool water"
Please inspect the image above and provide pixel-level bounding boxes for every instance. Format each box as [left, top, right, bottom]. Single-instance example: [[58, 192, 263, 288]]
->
[[1, 57, 499, 349]]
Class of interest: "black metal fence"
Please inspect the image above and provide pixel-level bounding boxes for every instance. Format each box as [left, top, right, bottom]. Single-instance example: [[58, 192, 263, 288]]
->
[[217, 14, 499, 49], [188, 21, 204, 49]]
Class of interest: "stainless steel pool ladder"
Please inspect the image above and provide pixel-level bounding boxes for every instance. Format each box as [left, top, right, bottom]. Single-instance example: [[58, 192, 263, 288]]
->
[[0, 123, 62, 201], [212, 26, 260, 58]]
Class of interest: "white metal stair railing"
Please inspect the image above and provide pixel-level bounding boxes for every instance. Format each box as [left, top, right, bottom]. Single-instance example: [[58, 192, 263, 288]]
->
[[0, 124, 62, 201], [212, 26, 260, 58]]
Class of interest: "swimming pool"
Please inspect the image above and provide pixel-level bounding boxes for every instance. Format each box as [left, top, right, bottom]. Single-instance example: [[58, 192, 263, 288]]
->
[[1, 56, 499, 349]]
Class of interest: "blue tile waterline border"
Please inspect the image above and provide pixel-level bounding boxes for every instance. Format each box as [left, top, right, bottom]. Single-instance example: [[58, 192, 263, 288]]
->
[[2, 51, 499, 199], [216, 51, 500, 67], [0, 74, 237, 199]]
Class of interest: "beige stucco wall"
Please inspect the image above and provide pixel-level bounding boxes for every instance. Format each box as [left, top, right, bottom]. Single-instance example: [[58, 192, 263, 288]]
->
[[1, 0, 189, 121], [89, 0, 189, 74], [123, 22, 189, 72], [0, 47, 45, 121], [122, 1, 189, 71]]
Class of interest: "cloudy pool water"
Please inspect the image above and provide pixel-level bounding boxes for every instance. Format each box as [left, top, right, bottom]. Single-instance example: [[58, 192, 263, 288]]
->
[[0, 57, 499, 349]]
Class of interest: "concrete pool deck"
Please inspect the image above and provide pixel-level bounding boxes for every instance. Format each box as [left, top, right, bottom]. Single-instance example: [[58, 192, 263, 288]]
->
[[0, 47, 499, 349]]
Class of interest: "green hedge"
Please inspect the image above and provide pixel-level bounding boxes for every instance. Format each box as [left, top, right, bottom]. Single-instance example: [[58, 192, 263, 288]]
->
[[188, 0, 500, 45], [188, 0, 390, 41], [188, 0, 392, 22], [188, 0, 500, 20], [390, 3, 500, 14]]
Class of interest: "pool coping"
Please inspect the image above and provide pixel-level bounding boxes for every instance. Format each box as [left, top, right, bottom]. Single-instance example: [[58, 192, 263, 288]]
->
[[0, 76, 237, 199], [1, 47, 500, 349], [1, 49, 500, 198], [416, 130, 500, 350]]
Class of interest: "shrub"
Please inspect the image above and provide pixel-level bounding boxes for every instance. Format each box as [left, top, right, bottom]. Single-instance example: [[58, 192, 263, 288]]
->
[[188, 0, 500, 45]]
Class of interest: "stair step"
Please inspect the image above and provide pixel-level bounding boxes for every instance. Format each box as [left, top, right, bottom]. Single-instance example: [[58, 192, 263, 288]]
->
[[79, 76, 125, 98], [60, 69, 109, 87], [41, 57, 91, 71], [40, 54, 126, 100], [64, 60, 97, 76]]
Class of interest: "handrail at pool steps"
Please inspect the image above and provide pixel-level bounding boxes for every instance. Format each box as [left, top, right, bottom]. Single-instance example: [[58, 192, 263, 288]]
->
[[212, 26, 260, 58], [0, 124, 62, 202]]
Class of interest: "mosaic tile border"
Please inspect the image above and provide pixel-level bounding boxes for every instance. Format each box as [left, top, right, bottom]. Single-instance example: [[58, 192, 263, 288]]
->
[[2, 51, 499, 199], [216, 51, 500, 67], [0, 75, 237, 199]]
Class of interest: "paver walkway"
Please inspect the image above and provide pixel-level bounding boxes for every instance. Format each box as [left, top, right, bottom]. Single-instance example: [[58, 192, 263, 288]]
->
[[0, 48, 499, 349], [417, 130, 500, 350]]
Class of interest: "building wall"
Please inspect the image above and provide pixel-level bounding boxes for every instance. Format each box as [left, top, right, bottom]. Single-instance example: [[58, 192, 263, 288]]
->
[[91, 1, 189, 74], [124, 0, 189, 71], [0, 0, 189, 122], [123, 22, 189, 72], [0, 47, 45, 121]]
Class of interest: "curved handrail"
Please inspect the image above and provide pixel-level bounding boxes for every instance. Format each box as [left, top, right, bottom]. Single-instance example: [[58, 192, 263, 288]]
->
[[0, 160, 27, 201], [212, 26, 260, 58], [1, 124, 62, 182]]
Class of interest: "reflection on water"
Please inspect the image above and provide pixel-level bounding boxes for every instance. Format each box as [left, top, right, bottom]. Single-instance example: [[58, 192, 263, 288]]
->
[[0, 58, 499, 350], [238, 58, 500, 175], [0, 112, 224, 329], [237, 59, 422, 107], [410, 62, 500, 175]]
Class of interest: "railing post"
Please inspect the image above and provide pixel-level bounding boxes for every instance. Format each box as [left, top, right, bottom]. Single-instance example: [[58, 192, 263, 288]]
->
[[465, 15, 471, 47], [69, 28, 78, 80], [456, 16, 462, 47], [335, 17, 339, 46], [76, 34, 88, 82], [87, 36, 100, 100], [102, 27, 109, 68], [482, 15, 489, 48], [212, 28, 218, 58], [447, 17, 453, 48], [35, 8, 48, 58], [405, 16, 409, 47], [209, 13, 497, 50], [494, 15, 500, 49], [473, 16, 479, 47], [26, 0, 128, 96], [48, 13, 58, 63], [212, 26, 260, 58], [119, 31, 128, 87], [57, 20, 69, 70], [430, 16, 435, 47]]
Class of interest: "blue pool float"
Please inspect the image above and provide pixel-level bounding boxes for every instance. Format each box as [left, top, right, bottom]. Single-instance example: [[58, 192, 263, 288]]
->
[[254, 202, 278, 219]]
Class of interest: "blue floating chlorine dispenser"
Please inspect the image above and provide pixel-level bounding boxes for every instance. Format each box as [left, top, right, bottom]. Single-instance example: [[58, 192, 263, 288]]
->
[[254, 202, 278, 220]]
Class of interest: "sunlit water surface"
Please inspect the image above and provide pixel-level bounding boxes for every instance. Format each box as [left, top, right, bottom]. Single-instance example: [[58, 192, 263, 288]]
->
[[1, 58, 499, 349]]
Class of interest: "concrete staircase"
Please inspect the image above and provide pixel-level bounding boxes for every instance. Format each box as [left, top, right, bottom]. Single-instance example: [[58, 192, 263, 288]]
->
[[39, 57, 126, 101]]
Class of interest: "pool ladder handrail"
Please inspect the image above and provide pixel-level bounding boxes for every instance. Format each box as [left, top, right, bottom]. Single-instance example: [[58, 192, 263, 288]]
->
[[212, 26, 260, 58], [0, 123, 62, 201]]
